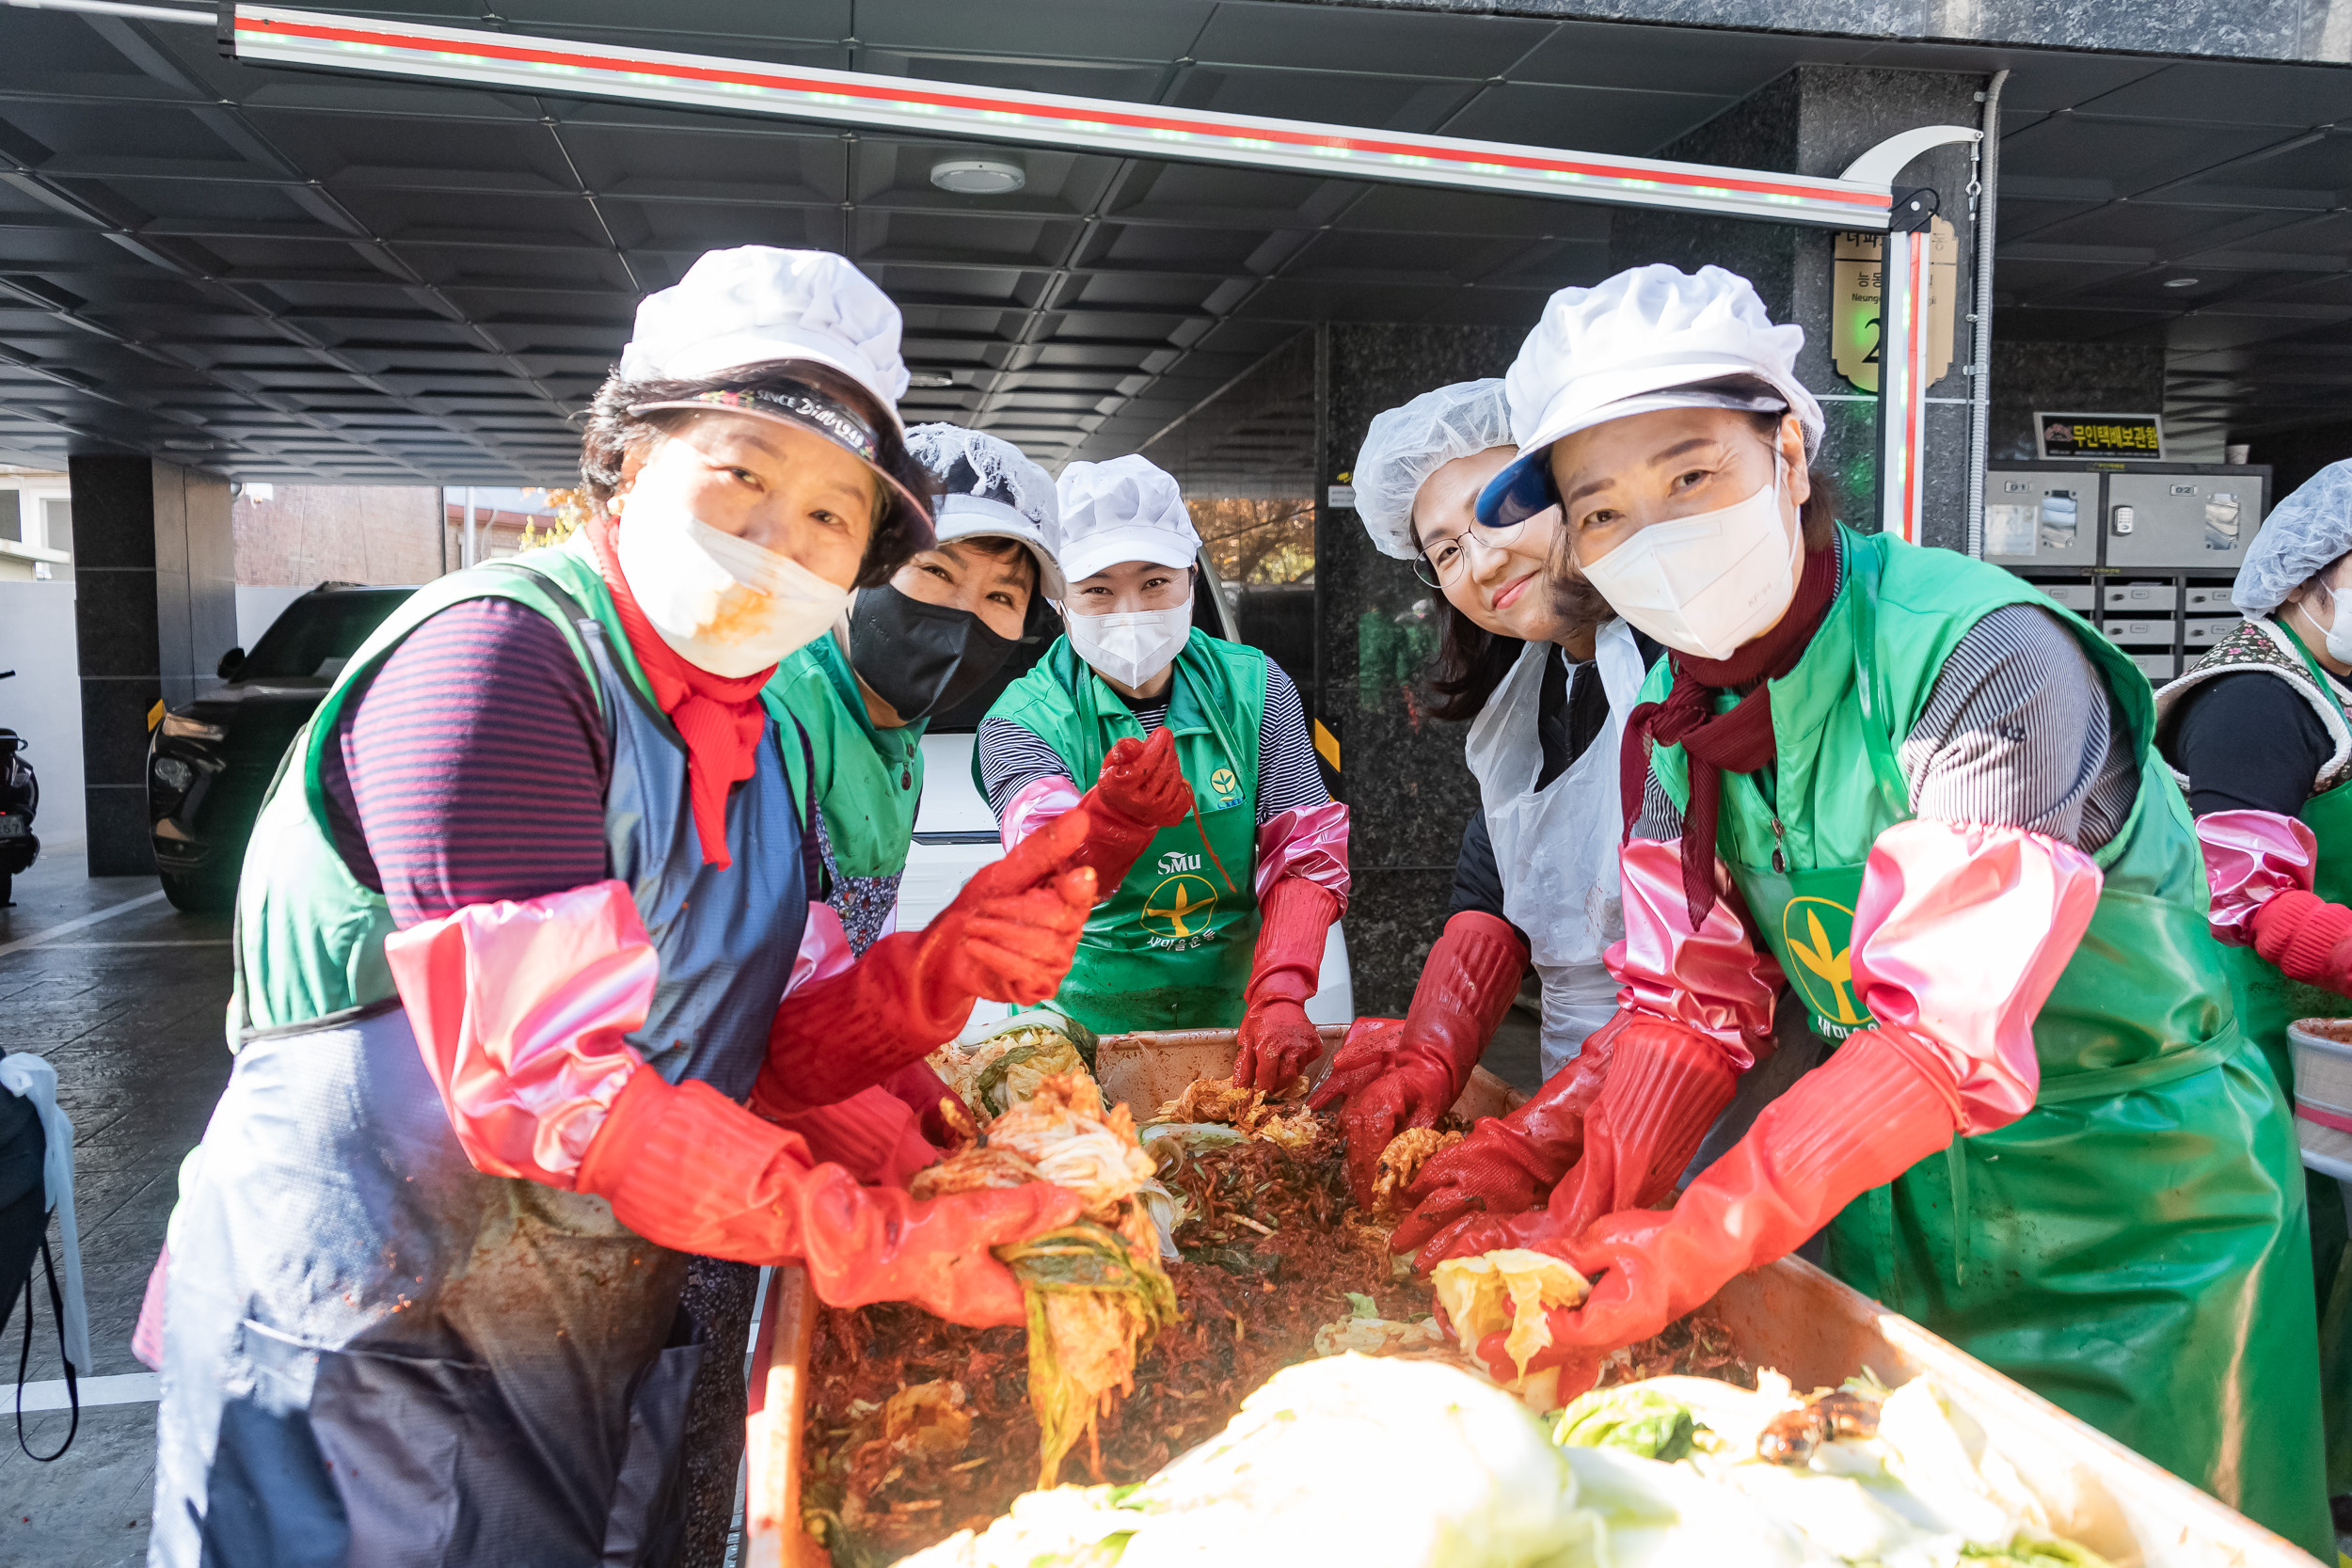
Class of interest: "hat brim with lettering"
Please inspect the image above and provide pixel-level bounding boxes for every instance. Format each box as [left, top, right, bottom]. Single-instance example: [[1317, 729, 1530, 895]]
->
[[629, 383, 934, 550]]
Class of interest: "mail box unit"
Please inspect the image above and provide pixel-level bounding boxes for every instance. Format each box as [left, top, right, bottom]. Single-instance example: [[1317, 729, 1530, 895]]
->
[[1985, 470, 2099, 567]]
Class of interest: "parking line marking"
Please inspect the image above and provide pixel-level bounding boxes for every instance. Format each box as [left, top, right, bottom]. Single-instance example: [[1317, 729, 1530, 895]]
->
[[0, 891, 169, 958], [14, 1372, 159, 1412]]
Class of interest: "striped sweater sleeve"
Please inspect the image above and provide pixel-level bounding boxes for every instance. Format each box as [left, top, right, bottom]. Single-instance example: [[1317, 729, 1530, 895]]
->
[[322, 597, 612, 927]]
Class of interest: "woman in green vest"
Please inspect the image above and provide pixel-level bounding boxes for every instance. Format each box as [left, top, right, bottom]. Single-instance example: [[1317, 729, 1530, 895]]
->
[[2156, 457, 2352, 1504], [976, 453, 1351, 1088], [769, 422, 1063, 958], [1394, 262, 2329, 1550]]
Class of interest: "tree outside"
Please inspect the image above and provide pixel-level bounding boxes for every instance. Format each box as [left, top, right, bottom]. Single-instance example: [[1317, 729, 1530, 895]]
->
[[1187, 497, 1314, 586]]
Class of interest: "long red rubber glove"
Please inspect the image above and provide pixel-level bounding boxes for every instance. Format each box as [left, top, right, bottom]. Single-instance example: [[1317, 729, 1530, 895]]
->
[[2250, 889, 2352, 994], [1407, 1019, 1738, 1270], [1309, 911, 1529, 1206], [1072, 726, 1195, 895], [1233, 876, 1342, 1090], [1471, 1028, 1962, 1390], [1387, 1012, 1626, 1263], [387, 879, 1079, 1327], [762, 809, 1099, 1112], [580, 1069, 1075, 1325]]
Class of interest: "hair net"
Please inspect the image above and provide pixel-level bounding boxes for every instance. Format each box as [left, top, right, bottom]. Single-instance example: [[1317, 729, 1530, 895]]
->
[[1352, 380, 1515, 561], [904, 422, 1064, 597], [2234, 459, 2352, 614]]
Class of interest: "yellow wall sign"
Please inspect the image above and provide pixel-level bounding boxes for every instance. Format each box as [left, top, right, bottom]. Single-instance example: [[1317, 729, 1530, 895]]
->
[[1832, 217, 1958, 393]]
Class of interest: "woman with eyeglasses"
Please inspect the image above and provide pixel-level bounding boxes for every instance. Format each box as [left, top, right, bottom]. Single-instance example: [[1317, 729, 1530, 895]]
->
[[1391, 263, 2328, 1550], [1307, 380, 1661, 1207]]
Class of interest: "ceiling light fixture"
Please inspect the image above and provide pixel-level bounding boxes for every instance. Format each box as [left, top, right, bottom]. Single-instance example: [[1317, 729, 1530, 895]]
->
[[2164, 277, 2201, 288], [930, 157, 1025, 196]]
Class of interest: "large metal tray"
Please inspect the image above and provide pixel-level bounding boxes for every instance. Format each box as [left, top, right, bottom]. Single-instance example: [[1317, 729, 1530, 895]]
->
[[742, 1028, 2317, 1568]]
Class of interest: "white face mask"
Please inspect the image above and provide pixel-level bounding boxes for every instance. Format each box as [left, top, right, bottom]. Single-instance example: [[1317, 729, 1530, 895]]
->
[[1064, 594, 1193, 689], [2314, 582, 2352, 666], [613, 491, 852, 678], [1578, 460, 1799, 660]]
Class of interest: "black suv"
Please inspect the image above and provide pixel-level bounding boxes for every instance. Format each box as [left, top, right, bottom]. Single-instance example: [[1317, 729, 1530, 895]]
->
[[147, 583, 413, 912]]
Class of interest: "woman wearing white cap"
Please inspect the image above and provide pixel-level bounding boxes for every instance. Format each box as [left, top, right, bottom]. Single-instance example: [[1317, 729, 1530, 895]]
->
[[1399, 263, 2327, 1548], [147, 247, 1099, 1564], [975, 452, 1350, 1088], [1307, 379, 1662, 1208], [2155, 457, 2352, 1502]]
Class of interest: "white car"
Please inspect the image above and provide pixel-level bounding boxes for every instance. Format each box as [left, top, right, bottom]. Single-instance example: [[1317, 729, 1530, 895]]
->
[[896, 559, 1353, 1037]]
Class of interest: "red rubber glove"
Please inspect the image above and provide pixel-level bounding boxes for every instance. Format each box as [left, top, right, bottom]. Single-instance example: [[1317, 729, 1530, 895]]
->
[[1234, 876, 1341, 1090], [2250, 889, 2352, 995], [763, 809, 1099, 1111], [1388, 1013, 1625, 1265], [1310, 911, 1529, 1206], [384, 879, 1079, 1326], [1470, 1028, 1963, 1388], [1071, 727, 1195, 895], [1409, 1019, 1738, 1269], [580, 1069, 1080, 1325]]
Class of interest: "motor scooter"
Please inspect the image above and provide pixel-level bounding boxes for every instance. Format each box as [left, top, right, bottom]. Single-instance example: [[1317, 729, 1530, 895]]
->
[[0, 672, 40, 909]]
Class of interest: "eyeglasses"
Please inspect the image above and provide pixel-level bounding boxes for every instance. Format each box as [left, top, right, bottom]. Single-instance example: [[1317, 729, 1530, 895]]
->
[[1412, 515, 1527, 588]]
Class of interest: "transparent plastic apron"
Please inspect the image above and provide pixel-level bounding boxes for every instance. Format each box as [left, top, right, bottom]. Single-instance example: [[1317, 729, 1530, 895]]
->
[[1466, 620, 1644, 1078]]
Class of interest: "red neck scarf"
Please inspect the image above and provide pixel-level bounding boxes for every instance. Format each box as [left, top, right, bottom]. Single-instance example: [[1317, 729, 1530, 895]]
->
[[1620, 541, 1841, 927], [587, 515, 776, 870]]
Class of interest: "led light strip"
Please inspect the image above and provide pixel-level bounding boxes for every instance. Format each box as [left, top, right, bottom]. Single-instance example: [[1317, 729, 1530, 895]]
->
[[1877, 230, 1933, 546], [228, 6, 1895, 230]]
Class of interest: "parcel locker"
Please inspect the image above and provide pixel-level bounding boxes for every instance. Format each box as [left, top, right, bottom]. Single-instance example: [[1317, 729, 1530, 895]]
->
[[2033, 581, 2097, 611], [1986, 470, 2099, 567], [2104, 618, 2179, 648], [2184, 584, 2242, 614], [2184, 616, 2236, 649], [2106, 472, 2267, 570], [2104, 581, 2177, 612], [2127, 650, 2180, 681]]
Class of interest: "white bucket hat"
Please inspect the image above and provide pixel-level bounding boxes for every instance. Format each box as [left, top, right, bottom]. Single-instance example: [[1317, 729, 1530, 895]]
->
[[1051, 454, 1200, 587], [1478, 264, 1823, 528], [905, 423, 1066, 599]]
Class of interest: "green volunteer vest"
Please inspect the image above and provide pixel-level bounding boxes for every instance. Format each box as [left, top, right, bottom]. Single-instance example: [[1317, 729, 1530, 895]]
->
[[977, 629, 1265, 1035], [1643, 528, 2328, 1553], [2168, 617, 2352, 1497], [766, 633, 926, 880], [229, 540, 628, 1037]]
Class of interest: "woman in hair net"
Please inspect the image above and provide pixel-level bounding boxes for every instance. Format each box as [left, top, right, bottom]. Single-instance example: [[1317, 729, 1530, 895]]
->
[[1307, 379, 1662, 1207], [975, 452, 1350, 1089], [2156, 456, 2352, 1503], [1391, 262, 2328, 1549], [145, 247, 1097, 1564]]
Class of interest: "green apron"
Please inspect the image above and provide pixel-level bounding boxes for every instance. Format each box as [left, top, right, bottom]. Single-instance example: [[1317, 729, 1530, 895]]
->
[[1645, 528, 2329, 1552], [977, 629, 1265, 1035], [766, 633, 926, 951], [2188, 619, 2352, 1497]]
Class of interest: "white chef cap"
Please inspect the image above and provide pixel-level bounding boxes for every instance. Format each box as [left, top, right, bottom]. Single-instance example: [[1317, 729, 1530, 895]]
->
[[619, 246, 911, 417], [1051, 454, 1200, 586], [1352, 379, 1516, 561]]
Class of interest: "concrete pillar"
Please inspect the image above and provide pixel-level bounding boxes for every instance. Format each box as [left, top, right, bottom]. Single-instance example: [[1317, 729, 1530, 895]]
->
[[1318, 323, 1523, 1015], [67, 456, 236, 877]]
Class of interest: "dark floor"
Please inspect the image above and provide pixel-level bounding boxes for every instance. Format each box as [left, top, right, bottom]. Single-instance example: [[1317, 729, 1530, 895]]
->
[[2, 847, 234, 1568]]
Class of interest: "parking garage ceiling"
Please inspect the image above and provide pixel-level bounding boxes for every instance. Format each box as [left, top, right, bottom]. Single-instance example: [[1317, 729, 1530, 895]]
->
[[1, 1, 2350, 483]]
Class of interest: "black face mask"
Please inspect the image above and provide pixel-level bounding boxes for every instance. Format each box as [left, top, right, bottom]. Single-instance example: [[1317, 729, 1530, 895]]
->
[[848, 583, 1020, 721]]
